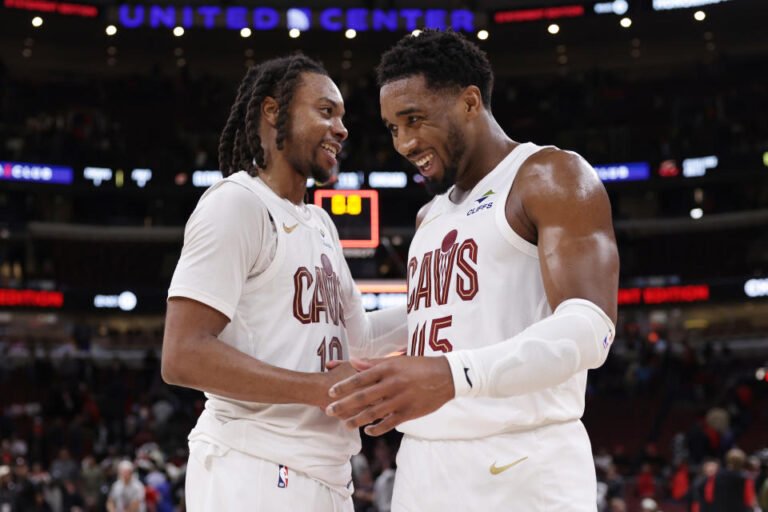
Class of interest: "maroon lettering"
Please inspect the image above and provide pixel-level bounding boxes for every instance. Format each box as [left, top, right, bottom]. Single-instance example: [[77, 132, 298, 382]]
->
[[406, 257, 418, 313], [429, 315, 453, 353], [293, 266, 345, 326], [456, 239, 479, 301], [413, 251, 433, 311], [432, 245, 457, 306], [293, 267, 313, 324]]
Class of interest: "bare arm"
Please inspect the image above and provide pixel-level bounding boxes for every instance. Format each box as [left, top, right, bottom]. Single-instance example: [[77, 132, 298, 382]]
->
[[162, 297, 354, 409], [513, 148, 619, 322]]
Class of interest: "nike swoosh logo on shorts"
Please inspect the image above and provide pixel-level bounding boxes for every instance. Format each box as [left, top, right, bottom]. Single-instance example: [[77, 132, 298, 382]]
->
[[489, 456, 528, 475]]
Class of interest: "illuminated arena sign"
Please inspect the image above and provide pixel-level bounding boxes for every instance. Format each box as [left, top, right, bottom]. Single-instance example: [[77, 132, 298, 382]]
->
[[0, 161, 73, 185], [594, 162, 650, 182], [116, 5, 475, 32], [3, 0, 98, 17], [0, 289, 64, 308]]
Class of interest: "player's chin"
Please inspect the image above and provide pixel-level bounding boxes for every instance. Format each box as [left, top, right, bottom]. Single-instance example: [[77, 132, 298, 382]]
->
[[311, 165, 335, 186], [425, 175, 452, 195]]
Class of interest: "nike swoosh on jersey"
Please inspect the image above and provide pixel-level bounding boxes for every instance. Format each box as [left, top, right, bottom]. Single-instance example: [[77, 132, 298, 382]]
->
[[282, 223, 299, 234], [489, 456, 528, 475]]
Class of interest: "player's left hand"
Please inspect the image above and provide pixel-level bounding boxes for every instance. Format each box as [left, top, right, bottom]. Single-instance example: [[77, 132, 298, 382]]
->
[[324, 356, 455, 436]]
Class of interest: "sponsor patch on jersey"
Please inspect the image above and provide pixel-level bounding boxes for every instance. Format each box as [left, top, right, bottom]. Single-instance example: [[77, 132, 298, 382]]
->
[[475, 189, 495, 203], [466, 202, 493, 216], [467, 189, 496, 216], [277, 465, 289, 488]]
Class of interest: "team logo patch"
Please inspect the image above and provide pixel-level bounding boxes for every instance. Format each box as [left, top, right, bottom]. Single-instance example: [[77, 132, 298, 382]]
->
[[441, 229, 458, 253], [321, 253, 334, 276], [277, 465, 289, 488]]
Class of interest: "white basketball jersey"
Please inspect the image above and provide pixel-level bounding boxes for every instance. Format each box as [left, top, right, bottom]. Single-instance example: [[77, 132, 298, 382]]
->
[[169, 172, 359, 495], [399, 142, 588, 440]]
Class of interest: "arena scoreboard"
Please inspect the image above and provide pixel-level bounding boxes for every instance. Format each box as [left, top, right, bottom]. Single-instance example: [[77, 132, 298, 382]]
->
[[313, 189, 379, 248]]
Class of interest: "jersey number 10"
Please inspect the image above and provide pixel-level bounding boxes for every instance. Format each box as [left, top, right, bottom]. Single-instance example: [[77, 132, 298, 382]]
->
[[317, 336, 343, 372]]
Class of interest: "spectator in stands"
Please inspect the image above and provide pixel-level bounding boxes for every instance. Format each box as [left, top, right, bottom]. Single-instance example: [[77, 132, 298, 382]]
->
[[669, 460, 691, 502], [693, 448, 757, 512], [61, 479, 86, 511], [636, 463, 657, 499], [80, 455, 104, 510], [0, 465, 14, 510], [640, 497, 660, 511], [607, 497, 627, 512], [50, 448, 80, 483], [106, 460, 145, 512]]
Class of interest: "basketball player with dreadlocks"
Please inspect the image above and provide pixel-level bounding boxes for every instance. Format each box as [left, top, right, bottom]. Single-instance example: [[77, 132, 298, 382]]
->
[[326, 30, 620, 510], [161, 54, 406, 511]]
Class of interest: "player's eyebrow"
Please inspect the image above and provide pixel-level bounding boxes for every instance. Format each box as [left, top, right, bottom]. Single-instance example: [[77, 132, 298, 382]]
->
[[319, 97, 345, 116], [395, 107, 420, 118]]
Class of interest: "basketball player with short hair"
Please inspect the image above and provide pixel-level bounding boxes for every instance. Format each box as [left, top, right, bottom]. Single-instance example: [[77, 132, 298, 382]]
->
[[325, 30, 620, 510], [162, 54, 406, 511]]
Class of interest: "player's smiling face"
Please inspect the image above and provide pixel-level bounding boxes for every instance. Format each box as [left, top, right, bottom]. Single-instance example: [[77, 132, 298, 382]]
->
[[380, 74, 467, 195], [284, 72, 348, 184]]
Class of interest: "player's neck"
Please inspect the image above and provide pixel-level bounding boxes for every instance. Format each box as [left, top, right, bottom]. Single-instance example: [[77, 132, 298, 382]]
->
[[258, 164, 307, 205], [455, 118, 517, 193]]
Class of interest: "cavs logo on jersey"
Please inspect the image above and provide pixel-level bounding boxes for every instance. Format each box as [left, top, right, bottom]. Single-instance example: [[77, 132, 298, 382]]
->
[[293, 253, 346, 326], [407, 229, 479, 312], [277, 465, 289, 488]]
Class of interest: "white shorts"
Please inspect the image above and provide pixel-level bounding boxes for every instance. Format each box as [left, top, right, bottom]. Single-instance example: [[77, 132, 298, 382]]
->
[[185, 439, 353, 512], [392, 420, 596, 511]]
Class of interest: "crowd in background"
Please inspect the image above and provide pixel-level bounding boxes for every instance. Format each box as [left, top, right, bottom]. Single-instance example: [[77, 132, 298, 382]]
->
[[0, 313, 766, 511]]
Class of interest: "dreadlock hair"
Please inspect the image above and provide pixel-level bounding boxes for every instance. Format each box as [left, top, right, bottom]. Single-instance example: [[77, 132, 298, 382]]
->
[[376, 29, 494, 109], [218, 53, 328, 177]]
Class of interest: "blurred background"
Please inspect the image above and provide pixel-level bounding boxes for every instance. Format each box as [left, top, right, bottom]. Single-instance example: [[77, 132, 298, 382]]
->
[[1, 0, 767, 510]]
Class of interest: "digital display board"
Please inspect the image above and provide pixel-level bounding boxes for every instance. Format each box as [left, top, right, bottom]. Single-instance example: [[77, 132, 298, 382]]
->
[[314, 189, 379, 248]]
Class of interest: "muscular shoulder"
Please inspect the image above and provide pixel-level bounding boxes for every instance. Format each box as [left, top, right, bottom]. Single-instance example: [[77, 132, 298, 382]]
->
[[514, 148, 608, 224]]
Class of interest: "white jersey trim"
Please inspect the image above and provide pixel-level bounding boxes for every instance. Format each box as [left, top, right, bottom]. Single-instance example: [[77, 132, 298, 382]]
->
[[493, 143, 552, 259]]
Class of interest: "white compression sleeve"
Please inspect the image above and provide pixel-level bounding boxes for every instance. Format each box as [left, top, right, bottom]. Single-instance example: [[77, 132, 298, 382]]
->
[[346, 304, 408, 359], [444, 298, 614, 398]]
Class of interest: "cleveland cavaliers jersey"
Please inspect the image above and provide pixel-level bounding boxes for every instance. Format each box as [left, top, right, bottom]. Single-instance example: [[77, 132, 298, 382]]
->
[[398, 142, 589, 440], [168, 172, 359, 495]]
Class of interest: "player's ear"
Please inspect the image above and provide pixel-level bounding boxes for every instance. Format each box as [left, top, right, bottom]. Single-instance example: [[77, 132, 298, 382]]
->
[[262, 97, 279, 127], [461, 86, 483, 118]]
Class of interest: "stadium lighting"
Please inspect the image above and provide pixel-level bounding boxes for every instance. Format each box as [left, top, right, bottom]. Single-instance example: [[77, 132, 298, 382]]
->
[[240, 27, 252, 38], [106, 25, 117, 36], [289, 28, 301, 38], [620, 17, 632, 28], [32, 16, 43, 27], [547, 24, 560, 35], [173, 26, 184, 37], [690, 208, 703, 219], [412, 29, 422, 37], [345, 29, 357, 39], [694, 10, 706, 21], [477, 30, 489, 40]]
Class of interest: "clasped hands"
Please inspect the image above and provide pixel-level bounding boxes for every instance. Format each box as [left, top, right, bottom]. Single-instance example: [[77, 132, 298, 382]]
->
[[324, 355, 455, 436]]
